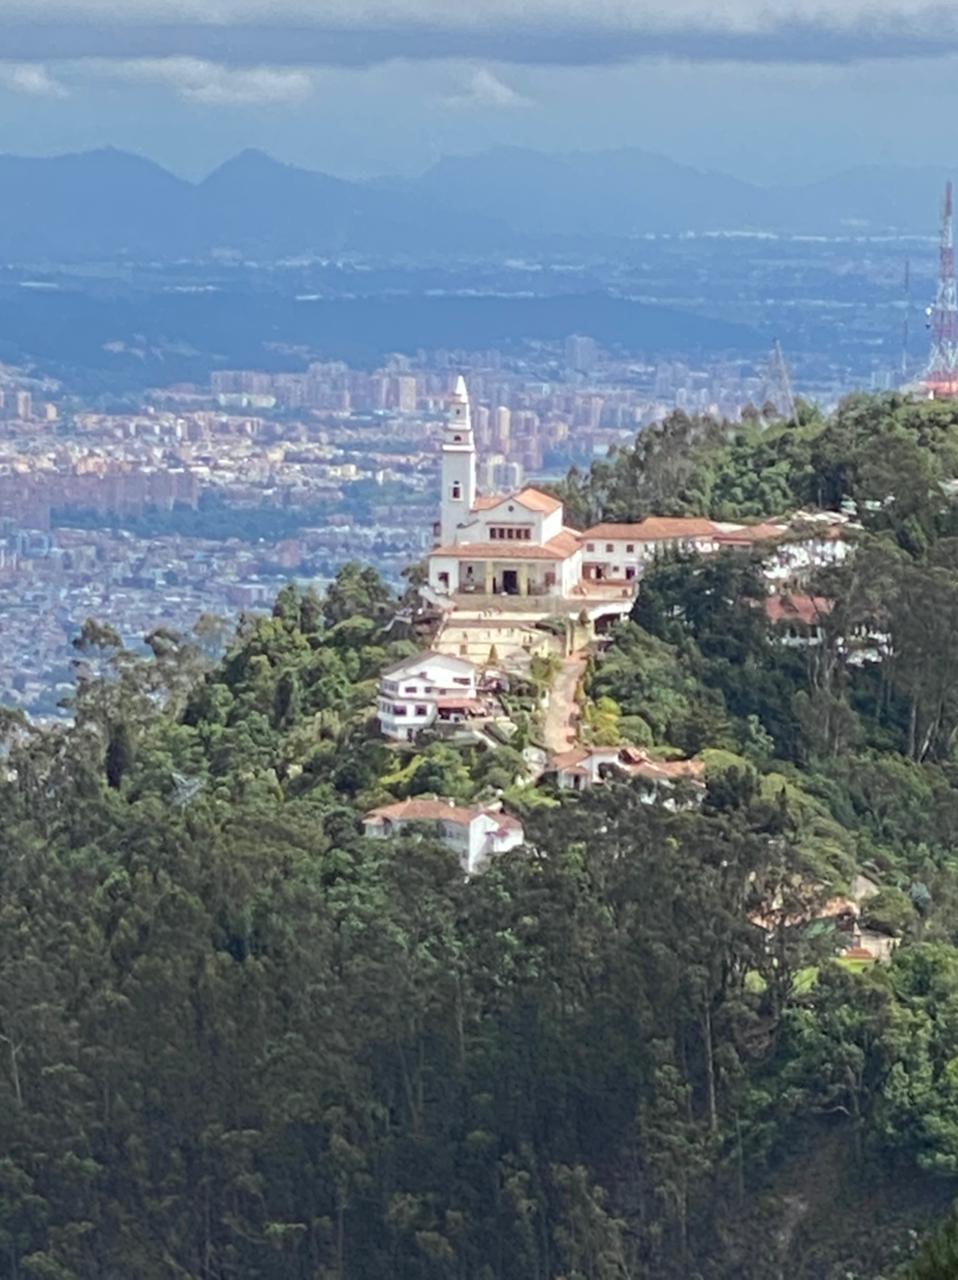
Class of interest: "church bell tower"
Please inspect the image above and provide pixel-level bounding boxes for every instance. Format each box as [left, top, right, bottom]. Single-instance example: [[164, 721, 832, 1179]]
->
[[439, 375, 477, 545]]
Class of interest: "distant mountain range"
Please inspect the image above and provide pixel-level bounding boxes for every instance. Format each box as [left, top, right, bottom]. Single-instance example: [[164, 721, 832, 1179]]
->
[[0, 146, 953, 262]]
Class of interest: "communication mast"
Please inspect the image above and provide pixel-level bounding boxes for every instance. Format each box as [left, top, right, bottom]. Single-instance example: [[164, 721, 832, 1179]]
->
[[924, 181, 958, 398], [901, 257, 911, 381], [759, 339, 797, 422]]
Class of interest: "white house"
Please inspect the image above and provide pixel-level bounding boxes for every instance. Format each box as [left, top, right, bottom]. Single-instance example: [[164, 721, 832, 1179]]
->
[[752, 513, 855, 591], [579, 512, 856, 593], [550, 745, 705, 806], [428, 379, 583, 600], [363, 798, 525, 875], [377, 651, 479, 741], [580, 518, 721, 583]]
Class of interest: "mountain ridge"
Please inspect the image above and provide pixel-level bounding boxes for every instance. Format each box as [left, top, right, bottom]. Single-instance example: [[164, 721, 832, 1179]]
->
[[0, 144, 951, 260]]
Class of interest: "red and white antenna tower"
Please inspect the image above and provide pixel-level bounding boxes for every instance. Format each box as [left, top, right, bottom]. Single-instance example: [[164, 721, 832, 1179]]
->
[[924, 180, 958, 398]]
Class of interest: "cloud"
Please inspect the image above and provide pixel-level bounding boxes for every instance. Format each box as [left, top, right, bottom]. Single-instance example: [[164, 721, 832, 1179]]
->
[[90, 56, 316, 103], [0, 0, 953, 28], [444, 68, 533, 109], [3, 2, 958, 68], [0, 62, 69, 97]]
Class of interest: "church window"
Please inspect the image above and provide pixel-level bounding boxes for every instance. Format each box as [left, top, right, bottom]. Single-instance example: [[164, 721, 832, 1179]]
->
[[451, 482, 462, 499], [454, 435, 462, 442]]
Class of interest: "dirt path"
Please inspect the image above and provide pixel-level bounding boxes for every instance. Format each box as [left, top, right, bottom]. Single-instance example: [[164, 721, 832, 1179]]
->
[[542, 653, 587, 755]]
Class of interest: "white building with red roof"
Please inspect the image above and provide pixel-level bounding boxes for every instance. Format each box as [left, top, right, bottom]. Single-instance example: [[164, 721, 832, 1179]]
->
[[428, 379, 583, 600], [377, 651, 480, 741], [362, 798, 524, 875], [580, 517, 721, 584], [549, 745, 705, 805]]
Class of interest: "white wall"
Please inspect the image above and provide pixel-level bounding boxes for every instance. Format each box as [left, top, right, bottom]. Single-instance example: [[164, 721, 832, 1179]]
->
[[467, 815, 524, 874], [558, 549, 584, 596], [582, 535, 715, 580], [377, 654, 477, 740], [763, 536, 850, 589], [429, 555, 461, 595], [378, 699, 437, 741], [464, 494, 563, 547]]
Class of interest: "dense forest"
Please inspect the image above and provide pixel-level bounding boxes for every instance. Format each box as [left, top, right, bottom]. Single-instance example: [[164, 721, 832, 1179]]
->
[[8, 393, 958, 1276]]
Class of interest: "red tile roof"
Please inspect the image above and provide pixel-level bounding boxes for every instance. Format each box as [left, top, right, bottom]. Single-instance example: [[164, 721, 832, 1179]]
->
[[714, 522, 784, 546], [632, 757, 706, 784], [364, 799, 523, 833], [583, 517, 718, 542], [514, 487, 563, 514], [365, 799, 475, 826], [764, 594, 833, 627]]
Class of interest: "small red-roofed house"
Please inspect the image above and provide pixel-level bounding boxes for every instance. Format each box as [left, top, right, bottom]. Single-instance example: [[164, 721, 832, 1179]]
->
[[548, 744, 705, 807], [764, 594, 833, 646], [363, 798, 524, 875]]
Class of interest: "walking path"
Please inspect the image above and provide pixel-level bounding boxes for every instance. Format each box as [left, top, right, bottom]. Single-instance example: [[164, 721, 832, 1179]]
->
[[542, 653, 587, 755]]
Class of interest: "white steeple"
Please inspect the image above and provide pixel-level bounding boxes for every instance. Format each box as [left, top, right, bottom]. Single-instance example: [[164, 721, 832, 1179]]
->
[[439, 375, 477, 545]]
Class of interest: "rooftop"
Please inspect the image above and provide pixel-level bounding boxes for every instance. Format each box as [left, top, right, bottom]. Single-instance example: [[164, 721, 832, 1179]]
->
[[583, 517, 718, 542], [379, 650, 476, 677], [513, 487, 563, 515], [714, 522, 784, 546], [765, 594, 834, 627], [364, 798, 522, 832]]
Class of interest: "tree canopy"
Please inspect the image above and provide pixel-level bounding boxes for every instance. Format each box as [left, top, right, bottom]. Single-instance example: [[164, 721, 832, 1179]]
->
[[8, 395, 958, 1275]]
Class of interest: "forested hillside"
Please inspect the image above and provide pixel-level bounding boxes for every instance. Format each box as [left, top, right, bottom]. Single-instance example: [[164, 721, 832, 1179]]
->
[[7, 394, 958, 1277]]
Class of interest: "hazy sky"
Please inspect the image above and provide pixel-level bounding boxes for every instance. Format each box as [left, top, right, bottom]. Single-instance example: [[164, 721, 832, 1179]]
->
[[2, 0, 958, 181]]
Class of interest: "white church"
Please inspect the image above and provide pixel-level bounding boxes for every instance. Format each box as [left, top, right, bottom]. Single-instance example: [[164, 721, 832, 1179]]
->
[[427, 377, 586, 600]]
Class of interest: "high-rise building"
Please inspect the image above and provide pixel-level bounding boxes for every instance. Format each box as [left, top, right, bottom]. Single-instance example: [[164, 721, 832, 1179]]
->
[[494, 406, 511, 452], [371, 375, 390, 412], [15, 392, 32, 421], [393, 375, 418, 414], [474, 405, 492, 448], [574, 396, 603, 431], [212, 371, 273, 397], [565, 334, 598, 373]]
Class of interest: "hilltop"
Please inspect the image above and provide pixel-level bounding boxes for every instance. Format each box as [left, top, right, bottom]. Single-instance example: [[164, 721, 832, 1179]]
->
[[4, 393, 958, 1275]]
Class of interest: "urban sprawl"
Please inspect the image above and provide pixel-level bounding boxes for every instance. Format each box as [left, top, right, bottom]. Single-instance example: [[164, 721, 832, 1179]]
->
[[0, 337, 841, 718]]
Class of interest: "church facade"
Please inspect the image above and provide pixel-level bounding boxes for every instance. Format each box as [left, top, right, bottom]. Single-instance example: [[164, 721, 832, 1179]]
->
[[427, 378, 585, 600]]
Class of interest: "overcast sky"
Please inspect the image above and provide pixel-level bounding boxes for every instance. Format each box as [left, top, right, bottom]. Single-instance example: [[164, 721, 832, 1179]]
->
[[2, 0, 958, 181]]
